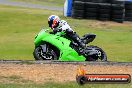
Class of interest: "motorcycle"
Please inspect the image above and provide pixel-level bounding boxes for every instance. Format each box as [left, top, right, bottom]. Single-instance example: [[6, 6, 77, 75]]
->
[[33, 28, 107, 61]]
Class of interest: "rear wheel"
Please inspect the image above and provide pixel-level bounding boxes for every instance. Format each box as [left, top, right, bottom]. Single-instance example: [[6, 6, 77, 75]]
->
[[86, 46, 107, 61], [33, 43, 59, 60]]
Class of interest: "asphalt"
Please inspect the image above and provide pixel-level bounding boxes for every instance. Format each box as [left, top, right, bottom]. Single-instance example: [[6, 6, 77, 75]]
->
[[0, 0, 63, 11], [0, 60, 132, 66]]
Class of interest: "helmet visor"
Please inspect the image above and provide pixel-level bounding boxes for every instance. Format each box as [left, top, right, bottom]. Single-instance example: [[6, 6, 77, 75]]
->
[[48, 21, 53, 27]]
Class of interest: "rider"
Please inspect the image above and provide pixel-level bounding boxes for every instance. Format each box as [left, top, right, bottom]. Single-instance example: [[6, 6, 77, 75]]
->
[[48, 15, 86, 48]]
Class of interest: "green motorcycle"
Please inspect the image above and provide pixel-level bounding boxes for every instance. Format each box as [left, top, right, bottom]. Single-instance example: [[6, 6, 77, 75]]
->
[[33, 28, 107, 61]]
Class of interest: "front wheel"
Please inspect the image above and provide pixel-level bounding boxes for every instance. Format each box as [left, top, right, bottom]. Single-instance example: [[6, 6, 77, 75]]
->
[[33, 43, 59, 60], [86, 45, 107, 61]]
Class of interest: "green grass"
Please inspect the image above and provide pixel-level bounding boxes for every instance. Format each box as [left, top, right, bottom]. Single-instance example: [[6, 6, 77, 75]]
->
[[0, 5, 62, 60], [10, 0, 65, 7], [0, 82, 131, 88], [0, 5, 132, 61], [0, 75, 33, 84]]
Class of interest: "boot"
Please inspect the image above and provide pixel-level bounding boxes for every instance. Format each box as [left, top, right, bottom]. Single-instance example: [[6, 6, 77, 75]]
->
[[78, 40, 86, 48]]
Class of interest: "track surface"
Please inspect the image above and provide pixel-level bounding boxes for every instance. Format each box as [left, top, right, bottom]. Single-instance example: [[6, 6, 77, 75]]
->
[[0, 60, 132, 66], [0, 0, 63, 11], [0, 61, 132, 83]]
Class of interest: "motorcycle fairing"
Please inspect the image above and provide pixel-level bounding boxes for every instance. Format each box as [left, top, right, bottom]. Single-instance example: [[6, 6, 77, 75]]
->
[[34, 30, 86, 61]]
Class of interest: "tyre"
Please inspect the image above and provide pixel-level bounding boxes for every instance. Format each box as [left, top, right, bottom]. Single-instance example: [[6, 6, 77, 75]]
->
[[86, 2, 99, 8], [73, 1, 85, 10], [125, 13, 132, 17], [86, 8, 97, 13], [112, 9, 124, 14], [111, 0, 125, 4], [98, 14, 110, 20], [99, 3, 111, 9], [112, 18, 124, 23], [125, 1, 132, 5], [98, 17, 110, 21], [85, 45, 107, 61], [85, 16, 97, 19], [91, 0, 105, 3], [111, 4, 125, 10], [112, 14, 124, 19], [72, 13, 84, 18], [125, 17, 132, 21], [99, 9, 111, 14], [33, 43, 59, 60], [72, 9, 84, 14], [84, 0, 92, 2], [125, 4, 132, 10], [125, 9, 132, 13], [86, 12, 97, 17], [72, 9, 84, 18], [105, 0, 111, 3], [73, 0, 84, 2], [99, 14, 110, 18]]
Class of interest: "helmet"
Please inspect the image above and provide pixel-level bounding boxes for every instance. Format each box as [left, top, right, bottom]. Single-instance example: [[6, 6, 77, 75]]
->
[[48, 15, 60, 28]]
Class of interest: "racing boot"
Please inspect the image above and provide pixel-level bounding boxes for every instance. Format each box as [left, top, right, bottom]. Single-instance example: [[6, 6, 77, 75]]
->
[[67, 32, 86, 54], [78, 40, 86, 48], [76, 37, 86, 55]]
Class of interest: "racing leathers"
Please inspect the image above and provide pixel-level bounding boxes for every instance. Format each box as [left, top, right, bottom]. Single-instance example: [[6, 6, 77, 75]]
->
[[51, 20, 86, 48]]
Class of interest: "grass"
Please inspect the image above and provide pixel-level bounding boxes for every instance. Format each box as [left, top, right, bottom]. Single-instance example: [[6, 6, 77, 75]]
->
[[0, 5, 62, 60], [0, 82, 131, 88], [10, 0, 65, 7], [0, 5, 132, 61], [0, 75, 130, 88], [0, 75, 33, 84]]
